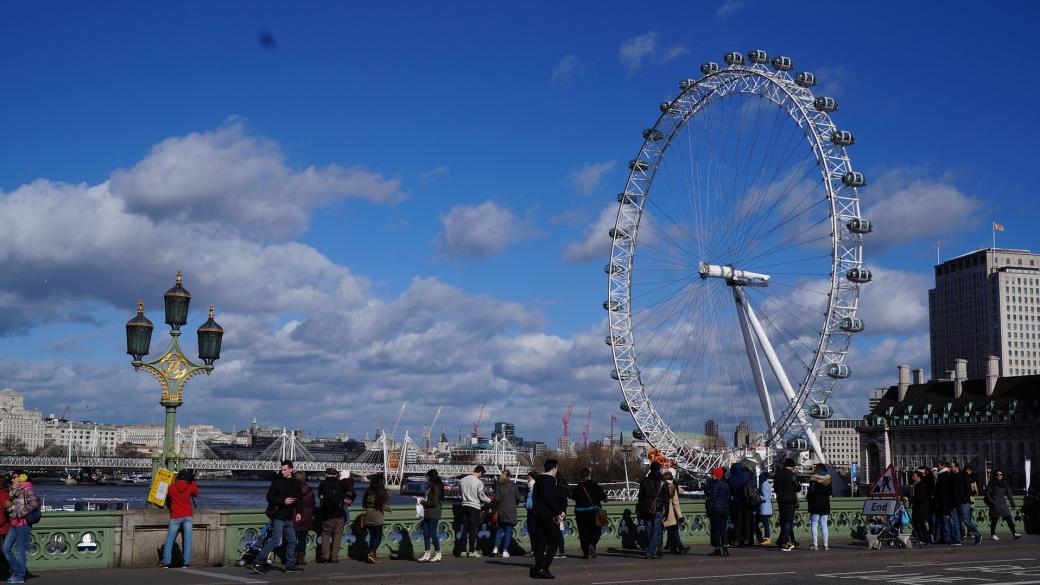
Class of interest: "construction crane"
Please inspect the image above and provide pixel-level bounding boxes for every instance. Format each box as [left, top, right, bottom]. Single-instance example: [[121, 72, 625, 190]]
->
[[580, 407, 592, 448], [389, 402, 408, 444], [423, 406, 443, 452], [59, 405, 71, 423], [471, 401, 487, 436], [561, 401, 575, 451]]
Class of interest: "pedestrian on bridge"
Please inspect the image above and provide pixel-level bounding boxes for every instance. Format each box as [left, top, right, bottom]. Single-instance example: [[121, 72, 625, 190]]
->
[[339, 470, 357, 524], [775, 458, 799, 552], [807, 464, 832, 551], [362, 472, 391, 564], [910, 470, 932, 545], [292, 471, 316, 565], [418, 469, 444, 562], [984, 469, 1022, 541], [706, 466, 731, 557], [317, 468, 347, 564], [636, 461, 669, 559], [249, 460, 302, 575], [0, 475, 11, 581], [756, 471, 773, 545], [530, 459, 563, 579], [662, 469, 687, 555], [573, 467, 607, 559], [459, 465, 490, 557], [161, 468, 198, 568], [492, 470, 519, 558], [4, 471, 40, 585], [554, 474, 570, 558]]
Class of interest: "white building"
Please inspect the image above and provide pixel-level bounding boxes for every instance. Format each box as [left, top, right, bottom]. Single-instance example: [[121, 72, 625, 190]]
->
[[42, 418, 120, 456], [816, 418, 862, 470], [116, 424, 165, 453], [930, 247, 1040, 379], [0, 389, 44, 451]]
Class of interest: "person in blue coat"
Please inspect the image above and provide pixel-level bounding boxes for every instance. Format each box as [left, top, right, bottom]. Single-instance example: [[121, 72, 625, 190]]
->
[[756, 471, 773, 545], [705, 467, 732, 556]]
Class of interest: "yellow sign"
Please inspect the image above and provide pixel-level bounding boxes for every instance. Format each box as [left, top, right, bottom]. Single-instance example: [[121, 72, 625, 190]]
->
[[148, 468, 177, 507]]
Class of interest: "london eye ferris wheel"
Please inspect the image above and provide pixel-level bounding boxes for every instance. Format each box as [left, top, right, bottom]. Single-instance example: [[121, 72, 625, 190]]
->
[[606, 50, 872, 474]]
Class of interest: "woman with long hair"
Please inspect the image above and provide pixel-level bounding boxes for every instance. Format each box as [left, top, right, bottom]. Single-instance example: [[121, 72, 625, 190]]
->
[[807, 463, 832, 551], [292, 471, 316, 565], [362, 473, 391, 564], [492, 470, 519, 557], [418, 469, 444, 562], [909, 470, 931, 545], [985, 469, 1021, 540]]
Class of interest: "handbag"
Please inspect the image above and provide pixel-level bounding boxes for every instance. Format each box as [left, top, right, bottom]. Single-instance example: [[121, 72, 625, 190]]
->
[[358, 511, 367, 530], [490, 509, 500, 526]]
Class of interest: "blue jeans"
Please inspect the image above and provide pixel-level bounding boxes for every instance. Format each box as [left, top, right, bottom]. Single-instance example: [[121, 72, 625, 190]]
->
[[810, 514, 828, 547], [256, 518, 296, 567], [162, 517, 192, 566], [494, 524, 513, 552], [957, 503, 981, 539], [946, 509, 961, 543], [3, 525, 31, 580], [367, 525, 383, 552], [643, 512, 664, 557], [421, 518, 440, 552]]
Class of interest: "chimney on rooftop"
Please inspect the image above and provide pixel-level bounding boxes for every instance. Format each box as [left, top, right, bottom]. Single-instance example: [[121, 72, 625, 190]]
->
[[913, 368, 925, 385], [986, 355, 1000, 397], [954, 358, 967, 399], [897, 364, 911, 402], [945, 369, 956, 382]]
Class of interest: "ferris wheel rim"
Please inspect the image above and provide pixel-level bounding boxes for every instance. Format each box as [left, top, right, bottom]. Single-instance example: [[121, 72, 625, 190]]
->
[[606, 58, 866, 473]]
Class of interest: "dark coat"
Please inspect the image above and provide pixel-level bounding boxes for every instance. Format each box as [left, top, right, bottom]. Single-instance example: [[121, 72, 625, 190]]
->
[[774, 467, 799, 506], [934, 469, 956, 512], [556, 481, 571, 515], [265, 473, 303, 521], [636, 471, 670, 520], [572, 480, 607, 510], [727, 463, 754, 505], [911, 481, 931, 521], [293, 483, 316, 532], [951, 471, 969, 505], [705, 478, 731, 515], [806, 474, 832, 515], [494, 481, 520, 526], [423, 480, 444, 520], [532, 474, 562, 518], [985, 481, 1016, 517], [318, 477, 345, 520]]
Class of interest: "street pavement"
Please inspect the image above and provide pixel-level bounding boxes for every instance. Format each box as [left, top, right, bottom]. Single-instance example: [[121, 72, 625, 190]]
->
[[36, 535, 1039, 585]]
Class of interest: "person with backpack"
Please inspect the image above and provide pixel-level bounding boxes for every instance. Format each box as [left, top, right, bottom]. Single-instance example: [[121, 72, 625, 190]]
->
[[636, 462, 670, 559], [756, 471, 773, 545], [807, 464, 832, 550], [249, 460, 302, 574], [418, 469, 444, 562], [727, 461, 756, 547], [705, 466, 731, 556], [161, 468, 198, 568], [492, 470, 519, 558], [362, 473, 391, 564], [984, 469, 1022, 541], [4, 471, 40, 584], [572, 467, 606, 559], [317, 468, 346, 563], [292, 471, 316, 565]]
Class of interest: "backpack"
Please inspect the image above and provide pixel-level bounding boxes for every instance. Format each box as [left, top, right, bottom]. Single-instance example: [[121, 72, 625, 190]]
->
[[743, 478, 759, 507], [24, 506, 42, 525], [318, 479, 344, 518]]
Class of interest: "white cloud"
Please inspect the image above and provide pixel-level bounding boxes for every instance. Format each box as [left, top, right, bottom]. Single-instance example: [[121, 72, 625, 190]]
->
[[717, 0, 746, 17], [551, 55, 585, 85], [110, 123, 406, 241], [815, 65, 852, 98], [562, 205, 617, 263], [619, 32, 688, 74], [568, 161, 616, 196], [856, 267, 931, 335], [862, 167, 983, 251], [434, 201, 531, 260]]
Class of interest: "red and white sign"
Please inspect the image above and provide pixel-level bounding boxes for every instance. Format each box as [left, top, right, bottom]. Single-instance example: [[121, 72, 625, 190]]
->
[[867, 463, 900, 497]]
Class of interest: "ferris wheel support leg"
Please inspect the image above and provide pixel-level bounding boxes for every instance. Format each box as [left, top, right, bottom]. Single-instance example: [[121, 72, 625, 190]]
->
[[732, 288, 776, 431], [737, 289, 827, 465]]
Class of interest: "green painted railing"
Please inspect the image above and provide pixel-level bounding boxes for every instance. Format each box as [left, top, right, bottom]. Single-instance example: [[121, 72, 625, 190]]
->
[[24, 498, 1030, 571]]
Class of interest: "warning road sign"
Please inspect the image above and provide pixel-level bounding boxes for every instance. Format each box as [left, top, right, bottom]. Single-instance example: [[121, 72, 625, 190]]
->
[[867, 463, 900, 497]]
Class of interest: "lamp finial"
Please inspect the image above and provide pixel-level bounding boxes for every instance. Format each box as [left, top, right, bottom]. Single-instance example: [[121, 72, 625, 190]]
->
[[176, 271, 183, 285], [137, 299, 144, 315], [209, 304, 215, 319]]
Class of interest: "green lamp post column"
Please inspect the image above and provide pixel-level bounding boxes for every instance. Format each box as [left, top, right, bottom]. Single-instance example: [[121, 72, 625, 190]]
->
[[126, 272, 223, 501]]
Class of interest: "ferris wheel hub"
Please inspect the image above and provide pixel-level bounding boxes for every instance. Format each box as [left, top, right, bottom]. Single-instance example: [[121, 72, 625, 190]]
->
[[698, 262, 770, 287]]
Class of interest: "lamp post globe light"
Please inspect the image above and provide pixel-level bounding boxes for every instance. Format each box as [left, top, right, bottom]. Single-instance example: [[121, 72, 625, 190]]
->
[[125, 271, 223, 490]]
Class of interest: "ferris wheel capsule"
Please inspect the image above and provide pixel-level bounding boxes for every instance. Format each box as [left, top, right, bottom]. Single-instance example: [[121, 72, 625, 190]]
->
[[845, 267, 872, 283], [826, 363, 851, 379], [841, 171, 866, 187], [605, 263, 626, 276], [839, 317, 865, 333], [814, 97, 838, 112], [611, 368, 633, 381], [771, 56, 794, 71], [632, 429, 646, 440], [831, 130, 856, 146], [605, 335, 627, 346], [724, 51, 745, 66], [609, 227, 631, 240], [786, 438, 808, 450], [643, 128, 664, 141], [618, 192, 640, 205], [620, 401, 639, 412], [807, 403, 833, 419], [747, 49, 769, 64], [603, 299, 624, 311], [847, 218, 873, 234], [701, 62, 721, 75], [629, 159, 650, 172], [794, 72, 817, 87]]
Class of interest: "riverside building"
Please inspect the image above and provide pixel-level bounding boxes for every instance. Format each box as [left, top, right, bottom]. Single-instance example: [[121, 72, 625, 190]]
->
[[929, 247, 1040, 379]]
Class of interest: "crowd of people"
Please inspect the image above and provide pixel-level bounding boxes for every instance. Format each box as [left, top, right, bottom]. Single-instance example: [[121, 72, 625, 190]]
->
[[908, 460, 1023, 545]]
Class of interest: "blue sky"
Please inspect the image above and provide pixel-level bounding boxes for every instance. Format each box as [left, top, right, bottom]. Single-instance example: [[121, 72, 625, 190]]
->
[[1, 1, 1036, 444]]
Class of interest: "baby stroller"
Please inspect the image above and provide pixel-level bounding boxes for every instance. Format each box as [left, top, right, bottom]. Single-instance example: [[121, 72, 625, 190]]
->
[[235, 521, 276, 566], [867, 500, 912, 549]]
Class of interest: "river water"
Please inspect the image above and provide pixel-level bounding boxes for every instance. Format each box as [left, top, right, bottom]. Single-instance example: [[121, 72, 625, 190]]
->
[[35, 479, 417, 510]]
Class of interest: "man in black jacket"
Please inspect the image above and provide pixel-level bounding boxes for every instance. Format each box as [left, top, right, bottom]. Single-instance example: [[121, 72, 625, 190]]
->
[[530, 459, 563, 579], [774, 458, 799, 551], [250, 460, 303, 574], [636, 462, 670, 558], [934, 460, 956, 544], [949, 462, 982, 545]]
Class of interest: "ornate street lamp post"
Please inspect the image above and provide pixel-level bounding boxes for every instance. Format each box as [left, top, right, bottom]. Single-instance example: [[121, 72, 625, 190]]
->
[[126, 272, 223, 485]]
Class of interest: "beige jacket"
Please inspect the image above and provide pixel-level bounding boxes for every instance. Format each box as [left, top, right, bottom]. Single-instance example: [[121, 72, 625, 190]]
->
[[662, 482, 683, 527]]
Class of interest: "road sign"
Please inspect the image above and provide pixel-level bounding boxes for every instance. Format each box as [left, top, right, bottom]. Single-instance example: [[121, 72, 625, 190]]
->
[[866, 463, 900, 497], [862, 498, 900, 515]]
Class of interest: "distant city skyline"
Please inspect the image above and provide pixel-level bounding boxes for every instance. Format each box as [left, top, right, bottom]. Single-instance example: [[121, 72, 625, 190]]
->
[[0, 2, 1036, 442]]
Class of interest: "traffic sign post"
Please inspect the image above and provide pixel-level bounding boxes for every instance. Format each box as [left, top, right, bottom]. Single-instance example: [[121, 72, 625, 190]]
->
[[866, 463, 900, 497]]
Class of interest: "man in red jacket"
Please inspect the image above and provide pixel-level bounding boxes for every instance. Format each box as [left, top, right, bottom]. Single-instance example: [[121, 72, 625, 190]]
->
[[162, 469, 199, 568]]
